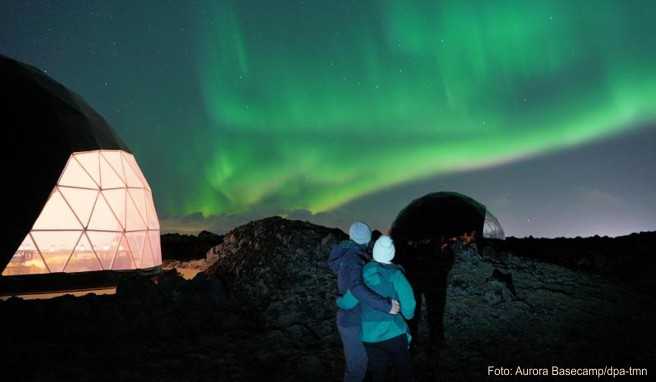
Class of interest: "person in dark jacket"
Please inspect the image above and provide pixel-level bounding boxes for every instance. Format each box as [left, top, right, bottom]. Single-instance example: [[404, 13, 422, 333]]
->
[[328, 222, 400, 382]]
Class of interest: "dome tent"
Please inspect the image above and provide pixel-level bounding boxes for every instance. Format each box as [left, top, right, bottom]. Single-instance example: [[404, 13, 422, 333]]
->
[[390, 191, 505, 241], [0, 55, 161, 294]]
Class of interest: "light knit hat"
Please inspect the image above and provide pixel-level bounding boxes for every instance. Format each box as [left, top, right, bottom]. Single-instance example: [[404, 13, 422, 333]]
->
[[349, 221, 372, 245], [373, 235, 395, 264]]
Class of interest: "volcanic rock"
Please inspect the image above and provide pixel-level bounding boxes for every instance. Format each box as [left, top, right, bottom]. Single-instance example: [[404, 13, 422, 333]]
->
[[3, 217, 655, 381], [435, 245, 656, 380], [205, 216, 346, 339], [205, 217, 656, 380]]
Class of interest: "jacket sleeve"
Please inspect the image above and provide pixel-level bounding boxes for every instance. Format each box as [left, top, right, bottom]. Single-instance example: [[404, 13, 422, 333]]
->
[[393, 270, 416, 320], [344, 254, 392, 313], [327, 244, 341, 274]]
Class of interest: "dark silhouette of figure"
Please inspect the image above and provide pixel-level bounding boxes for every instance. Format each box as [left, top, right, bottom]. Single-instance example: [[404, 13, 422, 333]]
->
[[397, 237, 456, 353]]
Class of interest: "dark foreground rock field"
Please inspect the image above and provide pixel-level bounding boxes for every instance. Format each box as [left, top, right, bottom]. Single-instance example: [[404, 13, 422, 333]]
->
[[2, 217, 655, 381]]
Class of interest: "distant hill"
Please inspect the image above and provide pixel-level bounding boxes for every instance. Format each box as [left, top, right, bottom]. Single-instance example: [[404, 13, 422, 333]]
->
[[160, 230, 223, 261], [487, 231, 656, 291]]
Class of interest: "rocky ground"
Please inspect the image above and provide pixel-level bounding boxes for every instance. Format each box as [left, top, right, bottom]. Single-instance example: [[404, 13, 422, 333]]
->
[[2, 217, 655, 381], [160, 230, 224, 261]]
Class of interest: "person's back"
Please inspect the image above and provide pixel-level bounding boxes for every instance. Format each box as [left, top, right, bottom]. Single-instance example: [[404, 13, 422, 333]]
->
[[328, 222, 396, 382], [359, 236, 416, 382], [361, 262, 415, 343], [328, 239, 364, 325]]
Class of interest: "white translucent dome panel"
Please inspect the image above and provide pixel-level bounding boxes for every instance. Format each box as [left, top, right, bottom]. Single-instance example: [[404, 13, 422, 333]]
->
[[2, 150, 161, 276]]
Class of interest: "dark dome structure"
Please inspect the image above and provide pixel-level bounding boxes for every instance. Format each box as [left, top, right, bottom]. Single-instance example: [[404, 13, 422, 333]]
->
[[1, 55, 161, 295], [390, 191, 505, 241]]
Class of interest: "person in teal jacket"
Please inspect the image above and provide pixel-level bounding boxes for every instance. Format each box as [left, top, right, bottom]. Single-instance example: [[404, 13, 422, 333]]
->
[[338, 235, 416, 382]]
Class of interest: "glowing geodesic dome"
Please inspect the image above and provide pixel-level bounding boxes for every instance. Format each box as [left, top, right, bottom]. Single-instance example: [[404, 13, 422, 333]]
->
[[3, 150, 161, 276], [1, 55, 161, 289]]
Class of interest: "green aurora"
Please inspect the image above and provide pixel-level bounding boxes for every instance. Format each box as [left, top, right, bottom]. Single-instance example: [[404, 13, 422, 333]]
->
[[188, 0, 656, 216]]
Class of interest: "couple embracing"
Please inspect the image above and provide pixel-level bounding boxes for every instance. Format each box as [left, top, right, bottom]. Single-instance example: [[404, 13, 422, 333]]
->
[[328, 222, 416, 382]]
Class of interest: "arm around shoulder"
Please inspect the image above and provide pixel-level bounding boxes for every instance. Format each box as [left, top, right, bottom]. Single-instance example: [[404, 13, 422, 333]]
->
[[345, 255, 392, 313]]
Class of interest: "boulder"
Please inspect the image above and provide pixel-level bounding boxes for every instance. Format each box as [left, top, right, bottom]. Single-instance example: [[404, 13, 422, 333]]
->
[[205, 216, 346, 336]]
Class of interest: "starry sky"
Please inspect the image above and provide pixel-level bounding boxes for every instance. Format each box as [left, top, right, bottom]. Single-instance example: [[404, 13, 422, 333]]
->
[[2, 0, 655, 237]]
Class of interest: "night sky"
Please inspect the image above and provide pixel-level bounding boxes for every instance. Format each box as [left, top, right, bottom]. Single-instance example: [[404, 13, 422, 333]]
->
[[2, 0, 655, 237]]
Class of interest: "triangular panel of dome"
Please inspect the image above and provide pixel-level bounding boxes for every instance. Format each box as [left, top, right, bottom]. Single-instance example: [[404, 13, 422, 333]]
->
[[87, 193, 123, 231], [59, 187, 98, 228], [141, 233, 155, 268], [74, 151, 101, 186], [128, 188, 148, 223], [58, 156, 97, 189], [144, 189, 160, 230], [87, 231, 121, 270], [64, 233, 102, 272], [112, 235, 135, 270], [31, 230, 83, 273], [126, 231, 146, 268], [124, 153, 150, 190], [101, 151, 126, 184], [32, 189, 83, 230], [126, 192, 147, 231], [121, 151, 145, 188], [99, 153, 125, 189], [103, 189, 127, 229], [2, 234, 49, 276], [148, 230, 162, 266]]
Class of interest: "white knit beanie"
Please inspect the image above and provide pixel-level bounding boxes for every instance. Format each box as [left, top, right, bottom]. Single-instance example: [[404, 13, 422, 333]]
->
[[349, 221, 372, 245], [373, 235, 395, 264]]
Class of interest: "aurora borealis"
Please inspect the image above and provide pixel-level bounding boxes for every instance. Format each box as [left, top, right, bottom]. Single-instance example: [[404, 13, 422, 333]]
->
[[195, 0, 656, 214], [2, 0, 656, 236]]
